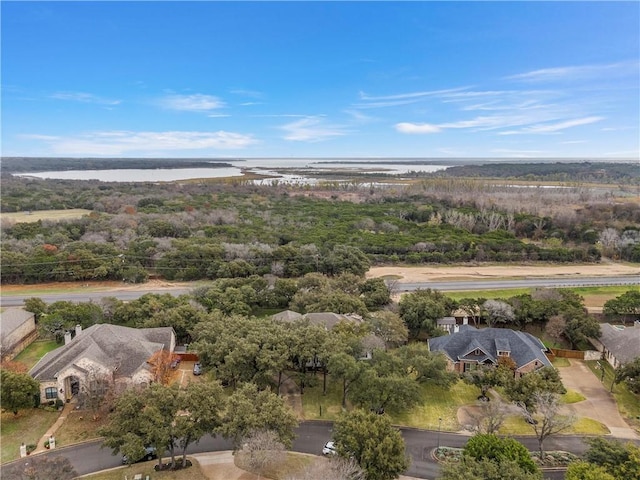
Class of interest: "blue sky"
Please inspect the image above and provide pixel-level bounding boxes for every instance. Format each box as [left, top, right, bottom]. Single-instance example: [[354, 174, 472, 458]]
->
[[2, 1, 639, 158]]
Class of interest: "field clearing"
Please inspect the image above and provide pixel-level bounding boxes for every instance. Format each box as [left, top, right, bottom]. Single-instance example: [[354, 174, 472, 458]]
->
[[1, 209, 93, 223], [367, 263, 640, 283]]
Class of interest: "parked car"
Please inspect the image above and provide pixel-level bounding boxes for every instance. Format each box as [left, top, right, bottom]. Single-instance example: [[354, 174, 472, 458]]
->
[[322, 441, 336, 455], [122, 446, 157, 464], [193, 362, 202, 375]]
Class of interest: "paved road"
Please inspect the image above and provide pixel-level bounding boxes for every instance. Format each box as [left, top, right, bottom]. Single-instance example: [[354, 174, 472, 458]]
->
[[2, 421, 616, 480], [1, 275, 638, 307]]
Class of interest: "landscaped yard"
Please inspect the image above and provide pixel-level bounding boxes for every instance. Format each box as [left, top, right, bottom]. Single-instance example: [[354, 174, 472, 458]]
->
[[0, 408, 59, 464], [53, 409, 110, 447], [13, 339, 59, 370], [301, 376, 478, 431], [498, 414, 609, 436], [81, 458, 209, 480]]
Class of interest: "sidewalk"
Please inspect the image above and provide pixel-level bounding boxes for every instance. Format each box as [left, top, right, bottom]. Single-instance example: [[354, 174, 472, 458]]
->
[[33, 400, 76, 454]]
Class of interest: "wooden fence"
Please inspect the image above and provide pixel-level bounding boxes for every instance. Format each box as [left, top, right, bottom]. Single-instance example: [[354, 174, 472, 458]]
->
[[550, 348, 585, 359]]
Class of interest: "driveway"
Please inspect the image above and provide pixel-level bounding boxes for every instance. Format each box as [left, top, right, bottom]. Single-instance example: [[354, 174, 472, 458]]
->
[[558, 359, 638, 439]]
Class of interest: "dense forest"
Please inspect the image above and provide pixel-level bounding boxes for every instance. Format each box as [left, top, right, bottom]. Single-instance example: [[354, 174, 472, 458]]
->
[[0, 157, 234, 173], [438, 162, 639, 184], [1, 161, 638, 284]]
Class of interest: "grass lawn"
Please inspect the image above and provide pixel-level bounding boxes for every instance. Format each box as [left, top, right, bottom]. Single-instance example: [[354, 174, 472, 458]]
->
[[53, 409, 110, 447], [1, 408, 60, 464], [498, 414, 609, 436], [236, 451, 315, 479], [552, 357, 571, 368], [13, 339, 59, 370], [301, 376, 478, 431], [561, 389, 586, 404], [390, 381, 478, 431], [81, 458, 209, 480], [444, 285, 635, 308], [301, 374, 349, 421], [585, 360, 640, 432]]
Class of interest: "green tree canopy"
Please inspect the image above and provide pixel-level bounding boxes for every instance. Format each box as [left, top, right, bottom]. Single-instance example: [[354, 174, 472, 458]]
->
[[332, 409, 409, 480], [219, 382, 298, 449], [463, 434, 538, 475], [398, 288, 454, 338], [0, 369, 39, 415]]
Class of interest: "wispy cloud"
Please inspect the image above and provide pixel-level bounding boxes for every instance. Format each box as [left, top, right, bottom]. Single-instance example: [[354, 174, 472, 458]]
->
[[355, 87, 469, 108], [506, 61, 638, 83], [230, 88, 264, 99], [51, 91, 121, 105], [21, 130, 255, 155], [280, 116, 348, 142], [158, 94, 225, 112], [498, 116, 603, 135]]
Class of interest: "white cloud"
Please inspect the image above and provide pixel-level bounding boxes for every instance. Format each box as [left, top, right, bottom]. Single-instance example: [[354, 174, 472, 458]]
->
[[506, 61, 638, 83], [280, 116, 348, 142], [499, 116, 603, 135], [355, 87, 469, 108], [158, 94, 225, 112], [395, 122, 441, 134], [51, 91, 121, 105], [23, 130, 255, 155]]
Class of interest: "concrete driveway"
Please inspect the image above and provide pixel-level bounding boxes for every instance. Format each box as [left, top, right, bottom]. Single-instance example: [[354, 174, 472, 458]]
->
[[558, 359, 638, 439]]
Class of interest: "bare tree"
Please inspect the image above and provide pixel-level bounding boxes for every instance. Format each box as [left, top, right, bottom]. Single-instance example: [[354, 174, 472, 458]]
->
[[517, 392, 575, 461], [237, 429, 287, 480], [483, 300, 515, 327], [286, 456, 366, 480], [77, 366, 116, 420], [466, 397, 508, 434], [545, 315, 566, 347]]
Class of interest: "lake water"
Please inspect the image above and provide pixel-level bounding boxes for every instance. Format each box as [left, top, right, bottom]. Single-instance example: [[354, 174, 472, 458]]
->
[[16, 159, 452, 183]]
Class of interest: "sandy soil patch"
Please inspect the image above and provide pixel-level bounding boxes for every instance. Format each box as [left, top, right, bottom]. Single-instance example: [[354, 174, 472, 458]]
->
[[367, 263, 639, 283]]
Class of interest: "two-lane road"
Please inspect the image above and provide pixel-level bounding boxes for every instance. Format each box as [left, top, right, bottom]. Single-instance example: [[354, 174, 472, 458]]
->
[[1, 275, 638, 307], [1, 422, 599, 479]]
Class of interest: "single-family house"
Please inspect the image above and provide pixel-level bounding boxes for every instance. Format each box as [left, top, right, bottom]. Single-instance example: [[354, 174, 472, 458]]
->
[[0, 308, 37, 362], [428, 325, 552, 376], [591, 322, 640, 368], [30, 323, 175, 404]]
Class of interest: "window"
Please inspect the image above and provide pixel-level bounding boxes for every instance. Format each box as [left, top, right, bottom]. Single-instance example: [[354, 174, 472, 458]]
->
[[497, 350, 510, 357], [45, 387, 57, 400]]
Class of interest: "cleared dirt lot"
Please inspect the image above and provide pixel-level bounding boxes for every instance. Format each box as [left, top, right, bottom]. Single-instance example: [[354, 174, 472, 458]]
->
[[366, 263, 640, 283]]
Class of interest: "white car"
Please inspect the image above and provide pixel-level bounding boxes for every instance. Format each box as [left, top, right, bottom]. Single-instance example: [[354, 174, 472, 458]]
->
[[322, 441, 337, 455]]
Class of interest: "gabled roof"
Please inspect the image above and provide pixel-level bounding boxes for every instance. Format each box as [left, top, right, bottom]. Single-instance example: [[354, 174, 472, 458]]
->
[[30, 324, 174, 381], [598, 324, 640, 364], [0, 309, 35, 342], [271, 310, 303, 322], [272, 311, 362, 330], [428, 325, 551, 370]]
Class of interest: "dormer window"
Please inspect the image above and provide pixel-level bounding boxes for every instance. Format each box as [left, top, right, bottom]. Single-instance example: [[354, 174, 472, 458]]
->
[[497, 350, 510, 357]]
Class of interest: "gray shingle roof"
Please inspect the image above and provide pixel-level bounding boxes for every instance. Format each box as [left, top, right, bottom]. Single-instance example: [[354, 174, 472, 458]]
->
[[30, 324, 174, 381], [272, 311, 362, 330], [428, 325, 551, 370], [271, 310, 303, 322], [0, 309, 35, 341], [598, 324, 640, 364]]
